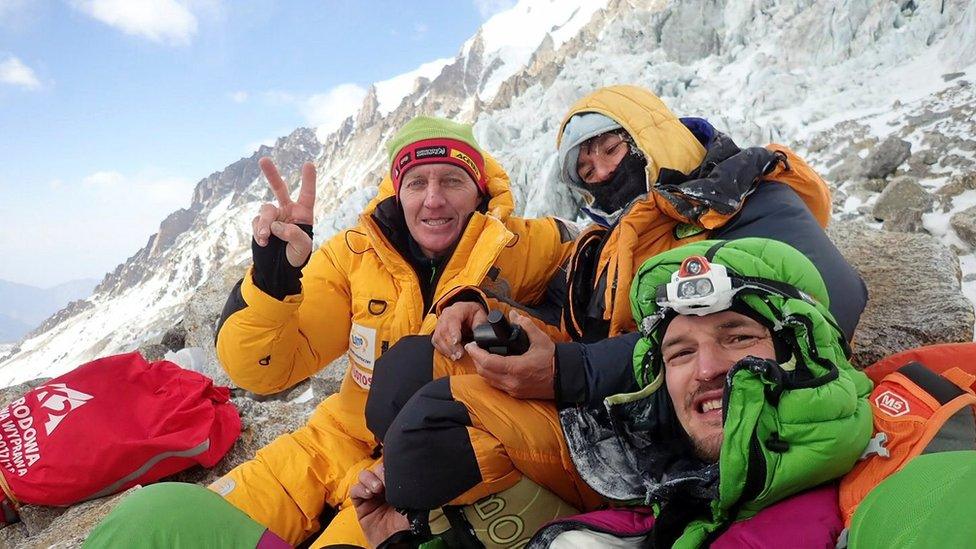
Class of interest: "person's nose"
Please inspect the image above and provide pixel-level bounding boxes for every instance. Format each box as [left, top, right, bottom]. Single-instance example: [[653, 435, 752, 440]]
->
[[695, 341, 732, 383], [593, 157, 617, 183], [423, 182, 447, 209]]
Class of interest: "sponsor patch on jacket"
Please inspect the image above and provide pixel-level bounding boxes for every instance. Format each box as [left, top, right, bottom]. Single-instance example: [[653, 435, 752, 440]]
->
[[674, 223, 706, 240], [209, 476, 236, 497], [349, 323, 377, 389]]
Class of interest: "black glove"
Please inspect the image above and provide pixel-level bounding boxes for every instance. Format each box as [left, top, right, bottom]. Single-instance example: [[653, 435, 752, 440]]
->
[[251, 223, 313, 300]]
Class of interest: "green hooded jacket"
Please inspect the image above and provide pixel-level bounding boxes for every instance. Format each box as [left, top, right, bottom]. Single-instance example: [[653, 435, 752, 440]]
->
[[560, 237, 873, 547]]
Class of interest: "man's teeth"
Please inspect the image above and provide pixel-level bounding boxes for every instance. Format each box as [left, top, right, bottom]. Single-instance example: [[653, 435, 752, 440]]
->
[[424, 218, 450, 226], [701, 399, 722, 413]]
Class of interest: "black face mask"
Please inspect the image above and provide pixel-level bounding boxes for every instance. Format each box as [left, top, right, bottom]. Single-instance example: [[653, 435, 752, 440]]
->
[[586, 152, 648, 214]]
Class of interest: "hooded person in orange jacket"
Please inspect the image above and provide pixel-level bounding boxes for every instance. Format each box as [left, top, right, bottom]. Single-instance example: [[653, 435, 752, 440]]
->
[[210, 116, 574, 547], [360, 86, 867, 546]]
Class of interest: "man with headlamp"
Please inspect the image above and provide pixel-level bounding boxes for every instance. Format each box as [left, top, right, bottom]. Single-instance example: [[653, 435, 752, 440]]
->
[[356, 238, 872, 547]]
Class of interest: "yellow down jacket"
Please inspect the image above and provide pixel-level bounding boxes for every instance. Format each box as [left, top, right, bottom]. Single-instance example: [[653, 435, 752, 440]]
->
[[212, 154, 572, 545], [558, 85, 831, 338]]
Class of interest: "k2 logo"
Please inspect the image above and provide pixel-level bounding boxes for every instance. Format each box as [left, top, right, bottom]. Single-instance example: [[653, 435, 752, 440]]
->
[[35, 383, 94, 435]]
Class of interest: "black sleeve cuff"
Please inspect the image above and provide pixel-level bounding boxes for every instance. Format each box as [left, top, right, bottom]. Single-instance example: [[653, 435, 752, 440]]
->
[[251, 223, 313, 300], [554, 333, 643, 408], [443, 288, 489, 310], [554, 342, 589, 407]]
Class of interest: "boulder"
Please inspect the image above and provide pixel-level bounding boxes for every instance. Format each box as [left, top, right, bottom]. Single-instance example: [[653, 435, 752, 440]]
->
[[882, 208, 925, 233], [10, 489, 133, 548], [872, 176, 934, 221], [135, 343, 168, 362], [159, 325, 187, 352], [950, 205, 976, 248], [830, 221, 975, 368], [176, 264, 248, 387], [860, 136, 911, 179]]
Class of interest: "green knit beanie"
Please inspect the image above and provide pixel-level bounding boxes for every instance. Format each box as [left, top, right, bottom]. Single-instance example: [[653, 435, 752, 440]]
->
[[386, 116, 487, 195]]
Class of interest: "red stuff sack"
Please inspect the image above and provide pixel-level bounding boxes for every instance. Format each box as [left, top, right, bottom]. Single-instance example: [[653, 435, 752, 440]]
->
[[0, 351, 240, 523]]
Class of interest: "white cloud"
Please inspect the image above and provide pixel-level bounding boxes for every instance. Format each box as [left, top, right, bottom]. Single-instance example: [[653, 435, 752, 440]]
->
[[228, 90, 248, 103], [414, 22, 428, 35], [473, 0, 516, 19], [0, 56, 41, 90], [299, 83, 367, 141], [81, 170, 194, 206], [70, 0, 199, 46], [256, 84, 366, 141], [82, 170, 126, 188]]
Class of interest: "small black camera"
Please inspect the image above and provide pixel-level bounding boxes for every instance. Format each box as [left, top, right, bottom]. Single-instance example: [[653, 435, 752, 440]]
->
[[473, 310, 530, 356]]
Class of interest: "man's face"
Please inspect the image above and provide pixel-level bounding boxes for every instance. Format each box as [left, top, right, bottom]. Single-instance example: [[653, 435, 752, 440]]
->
[[399, 163, 481, 258], [576, 132, 628, 185], [661, 310, 776, 462]]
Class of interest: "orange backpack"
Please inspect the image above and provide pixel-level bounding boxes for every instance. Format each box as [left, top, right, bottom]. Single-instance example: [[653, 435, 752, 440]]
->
[[839, 343, 976, 526]]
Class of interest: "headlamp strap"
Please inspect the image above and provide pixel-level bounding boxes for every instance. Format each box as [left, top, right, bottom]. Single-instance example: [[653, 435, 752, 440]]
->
[[733, 274, 815, 305]]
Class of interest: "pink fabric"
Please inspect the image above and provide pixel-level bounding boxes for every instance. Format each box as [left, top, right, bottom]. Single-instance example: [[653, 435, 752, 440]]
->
[[713, 484, 843, 548], [257, 529, 292, 549], [551, 506, 656, 535], [538, 484, 841, 546]]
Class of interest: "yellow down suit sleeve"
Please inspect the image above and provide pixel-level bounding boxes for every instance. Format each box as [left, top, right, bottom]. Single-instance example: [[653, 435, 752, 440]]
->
[[216, 239, 352, 394]]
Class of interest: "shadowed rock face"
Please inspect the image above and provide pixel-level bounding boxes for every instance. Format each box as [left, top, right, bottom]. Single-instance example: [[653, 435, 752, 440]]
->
[[872, 176, 935, 222], [830, 221, 975, 368], [861, 136, 912, 180], [951, 205, 976, 248]]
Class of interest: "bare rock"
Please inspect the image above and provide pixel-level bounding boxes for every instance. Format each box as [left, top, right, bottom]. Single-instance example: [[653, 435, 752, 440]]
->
[[0, 378, 51, 409], [830, 221, 974, 368], [827, 153, 863, 185], [882, 208, 925, 233], [159, 325, 187, 352], [861, 136, 912, 179], [950, 205, 976, 248], [936, 172, 976, 211], [177, 263, 249, 387], [15, 489, 133, 548], [136, 343, 168, 362], [862, 178, 889, 193], [872, 176, 934, 221], [0, 523, 29, 547]]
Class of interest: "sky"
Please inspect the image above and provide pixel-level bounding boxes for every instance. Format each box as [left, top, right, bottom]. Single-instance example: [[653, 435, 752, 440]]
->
[[0, 0, 515, 288]]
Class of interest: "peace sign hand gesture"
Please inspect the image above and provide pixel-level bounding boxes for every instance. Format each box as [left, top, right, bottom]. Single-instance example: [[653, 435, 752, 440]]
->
[[252, 157, 317, 267]]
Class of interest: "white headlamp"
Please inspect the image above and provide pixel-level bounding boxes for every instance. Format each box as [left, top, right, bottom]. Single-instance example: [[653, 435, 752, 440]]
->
[[657, 255, 735, 315]]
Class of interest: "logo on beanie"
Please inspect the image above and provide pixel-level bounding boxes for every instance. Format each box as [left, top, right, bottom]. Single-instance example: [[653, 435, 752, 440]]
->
[[393, 152, 411, 180], [451, 149, 482, 182], [415, 146, 448, 159]]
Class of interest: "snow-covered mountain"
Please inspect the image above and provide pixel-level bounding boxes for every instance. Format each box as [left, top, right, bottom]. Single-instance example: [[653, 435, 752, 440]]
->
[[2, 0, 975, 386]]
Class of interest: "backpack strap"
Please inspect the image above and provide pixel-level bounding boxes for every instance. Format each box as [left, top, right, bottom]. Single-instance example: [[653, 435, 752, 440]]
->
[[898, 362, 966, 405]]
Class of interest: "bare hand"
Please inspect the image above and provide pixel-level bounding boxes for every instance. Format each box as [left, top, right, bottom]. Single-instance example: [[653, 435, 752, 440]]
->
[[251, 157, 316, 267], [350, 464, 410, 548], [465, 311, 556, 400], [433, 302, 489, 360]]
